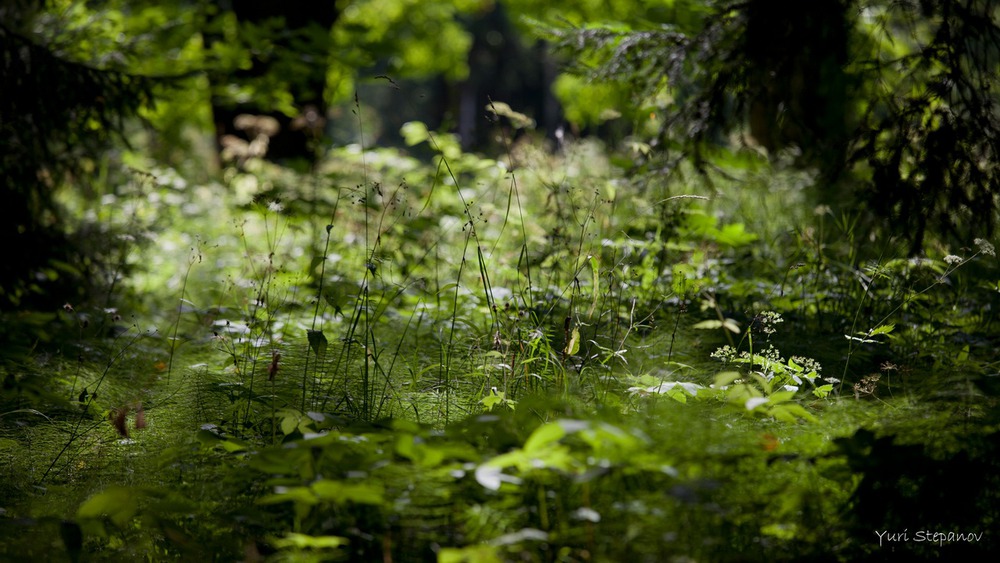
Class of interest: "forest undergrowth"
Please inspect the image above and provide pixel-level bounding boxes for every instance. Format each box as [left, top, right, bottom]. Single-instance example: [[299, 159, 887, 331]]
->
[[2, 105, 1000, 562]]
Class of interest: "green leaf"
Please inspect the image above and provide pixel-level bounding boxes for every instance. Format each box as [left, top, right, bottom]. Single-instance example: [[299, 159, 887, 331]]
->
[[307, 329, 328, 356], [249, 447, 313, 475], [768, 390, 797, 404], [761, 523, 798, 540], [487, 101, 535, 129], [394, 433, 453, 467], [693, 318, 740, 333], [813, 384, 834, 398], [868, 323, 895, 337], [671, 262, 702, 297], [272, 533, 348, 550], [437, 282, 459, 295], [77, 486, 141, 528], [713, 371, 741, 387], [279, 409, 304, 436], [311, 480, 384, 505], [579, 422, 644, 456], [195, 428, 223, 446], [564, 327, 580, 356], [481, 390, 505, 411], [401, 121, 430, 146], [258, 486, 317, 506], [712, 222, 758, 247], [957, 344, 970, 363], [438, 545, 502, 563], [772, 403, 818, 423], [220, 438, 248, 453], [524, 422, 566, 454], [769, 405, 798, 423]]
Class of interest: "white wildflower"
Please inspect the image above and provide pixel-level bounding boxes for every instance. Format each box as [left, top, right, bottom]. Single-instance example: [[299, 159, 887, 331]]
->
[[974, 238, 996, 257]]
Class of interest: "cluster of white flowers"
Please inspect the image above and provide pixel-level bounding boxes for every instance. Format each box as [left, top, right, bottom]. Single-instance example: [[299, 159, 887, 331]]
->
[[756, 311, 784, 335], [943, 238, 995, 266], [710, 345, 737, 363], [791, 355, 822, 374], [974, 238, 996, 257]]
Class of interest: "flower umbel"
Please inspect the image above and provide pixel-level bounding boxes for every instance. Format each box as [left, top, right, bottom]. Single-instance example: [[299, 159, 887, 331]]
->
[[974, 238, 996, 257]]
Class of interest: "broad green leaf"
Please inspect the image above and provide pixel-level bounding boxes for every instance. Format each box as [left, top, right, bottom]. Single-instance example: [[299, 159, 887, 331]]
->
[[401, 121, 430, 146], [868, 323, 895, 337], [672, 263, 697, 297], [220, 438, 248, 453], [772, 403, 818, 423], [712, 222, 758, 247], [272, 533, 348, 550], [761, 523, 798, 540], [813, 384, 834, 398], [713, 371, 741, 388], [580, 422, 644, 456], [769, 405, 798, 423], [77, 486, 141, 528], [529, 444, 575, 472], [487, 101, 535, 129], [196, 427, 223, 446], [279, 409, 303, 436], [665, 387, 688, 403], [258, 486, 317, 506], [632, 381, 704, 398], [481, 391, 505, 411], [439, 545, 503, 563], [524, 422, 566, 454], [307, 329, 328, 356], [395, 433, 449, 467], [564, 327, 580, 356], [437, 282, 459, 295], [957, 344, 970, 363], [722, 318, 741, 334], [311, 480, 384, 505], [249, 447, 312, 474], [768, 390, 797, 404]]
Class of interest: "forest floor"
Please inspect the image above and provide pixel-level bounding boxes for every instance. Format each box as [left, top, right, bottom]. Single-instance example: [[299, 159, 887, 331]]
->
[[2, 133, 999, 561]]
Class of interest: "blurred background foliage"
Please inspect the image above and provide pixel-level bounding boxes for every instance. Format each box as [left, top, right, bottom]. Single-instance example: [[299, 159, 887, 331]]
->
[[5, 0, 1000, 311]]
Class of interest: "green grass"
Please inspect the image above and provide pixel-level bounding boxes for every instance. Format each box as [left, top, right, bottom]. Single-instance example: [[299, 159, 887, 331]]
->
[[2, 112, 999, 561]]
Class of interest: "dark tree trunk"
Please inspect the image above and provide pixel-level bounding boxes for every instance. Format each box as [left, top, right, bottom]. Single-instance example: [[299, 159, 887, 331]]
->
[[457, 4, 563, 151]]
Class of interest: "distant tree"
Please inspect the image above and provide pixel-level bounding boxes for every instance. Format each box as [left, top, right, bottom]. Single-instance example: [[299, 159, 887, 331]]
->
[[455, 3, 563, 150], [0, 1, 154, 309], [205, 0, 339, 165], [196, 0, 497, 161], [540, 0, 1000, 254]]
